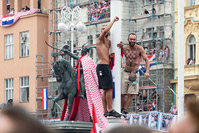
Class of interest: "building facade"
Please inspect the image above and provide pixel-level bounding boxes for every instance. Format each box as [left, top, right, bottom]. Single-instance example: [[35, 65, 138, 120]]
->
[[0, 0, 50, 112], [172, 0, 199, 103]]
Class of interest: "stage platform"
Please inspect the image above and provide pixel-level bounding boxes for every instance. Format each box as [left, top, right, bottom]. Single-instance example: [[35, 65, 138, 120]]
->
[[45, 121, 93, 133], [45, 118, 124, 133]]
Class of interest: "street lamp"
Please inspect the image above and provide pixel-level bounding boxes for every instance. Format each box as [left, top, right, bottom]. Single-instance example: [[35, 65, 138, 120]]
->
[[58, 6, 87, 67]]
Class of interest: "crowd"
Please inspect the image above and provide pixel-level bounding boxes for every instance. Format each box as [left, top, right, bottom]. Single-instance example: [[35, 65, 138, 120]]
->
[[186, 58, 195, 65], [136, 90, 159, 112], [144, 44, 169, 62], [6, 6, 30, 15], [1, 99, 198, 133], [169, 102, 177, 115], [88, 0, 110, 21], [142, 7, 156, 15]]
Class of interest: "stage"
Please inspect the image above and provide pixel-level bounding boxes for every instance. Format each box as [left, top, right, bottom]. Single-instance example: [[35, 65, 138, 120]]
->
[[45, 121, 93, 133]]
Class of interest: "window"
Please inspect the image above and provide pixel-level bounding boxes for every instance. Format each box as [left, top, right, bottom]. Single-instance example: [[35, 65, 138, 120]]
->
[[146, 28, 154, 38], [88, 35, 93, 45], [188, 0, 196, 6], [5, 34, 14, 59], [38, 0, 41, 9], [144, 0, 164, 5], [144, 0, 155, 5], [157, 26, 164, 38], [20, 31, 29, 57], [158, 0, 164, 3], [75, 0, 88, 4], [187, 35, 196, 62], [5, 78, 14, 102], [20, 76, 29, 102], [7, 0, 10, 10]]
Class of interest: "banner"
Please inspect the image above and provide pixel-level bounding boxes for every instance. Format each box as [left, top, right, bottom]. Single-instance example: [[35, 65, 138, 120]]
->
[[0, 9, 40, 27], [126, 112, 177, 132]]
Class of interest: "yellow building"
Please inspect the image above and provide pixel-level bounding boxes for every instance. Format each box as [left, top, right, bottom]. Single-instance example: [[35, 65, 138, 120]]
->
[[171, 0, 199, 103]]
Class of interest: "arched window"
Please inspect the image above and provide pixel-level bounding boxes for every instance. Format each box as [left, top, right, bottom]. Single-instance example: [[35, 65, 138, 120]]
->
[[188, 0, 196, 6], [187, 35, 196, 65]]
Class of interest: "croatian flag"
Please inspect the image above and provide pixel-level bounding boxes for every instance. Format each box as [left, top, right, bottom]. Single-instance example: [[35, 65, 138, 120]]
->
[[139, 65, 146, 75], [90, 104, 101, 133], [0, 9, 40, 27], [149, 54, 156, 61], [2, 15, 14, 26], [140, 54, 156, 62], [42, 88, 48, 110]]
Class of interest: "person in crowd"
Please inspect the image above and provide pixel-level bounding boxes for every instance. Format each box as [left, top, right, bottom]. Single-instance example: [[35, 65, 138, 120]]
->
[[151, 44, 156, 54], [159, 45, 164, 62], [0, 106, 55, 133], [10, 8, 15, 14], [169, 102, 174, 113], [186, 58, 191, 65], [171, 105, 177, 115], [189, 59, 193, 65], [143, 90, 147, 103], [143, 9, 149, 15], [151, 91, 159, 100], [21, 8, 25, 12], [144, 47, 148, 54], [25, 6, 30, 11], [169, 100, 199, 133], [184, 93, 196, 110], [152, 7, 156, 15], [6, 9, 10, 15], [164, 45, 169, 62]]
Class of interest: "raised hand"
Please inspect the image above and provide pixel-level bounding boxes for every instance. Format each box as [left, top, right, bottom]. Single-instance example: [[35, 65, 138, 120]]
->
[[144, 72, 149, 78], [114, 16, 119, 22], [117, 41, 123, 48]]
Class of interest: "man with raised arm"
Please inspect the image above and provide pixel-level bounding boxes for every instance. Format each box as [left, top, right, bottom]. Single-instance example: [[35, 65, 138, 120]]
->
[[96, 16, 121, 117], [117, 33, 150, 114]]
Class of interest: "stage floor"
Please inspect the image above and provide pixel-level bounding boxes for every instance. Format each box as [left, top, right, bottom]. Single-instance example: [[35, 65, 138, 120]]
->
[[45, 121, 93, 133]]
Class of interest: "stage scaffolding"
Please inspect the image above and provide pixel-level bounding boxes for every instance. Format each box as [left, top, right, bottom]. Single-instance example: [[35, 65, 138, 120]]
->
[[35, 0, 175, 119]]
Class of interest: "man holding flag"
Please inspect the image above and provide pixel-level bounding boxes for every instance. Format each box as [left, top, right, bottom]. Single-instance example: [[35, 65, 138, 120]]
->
[[117, 33, 150, 114]]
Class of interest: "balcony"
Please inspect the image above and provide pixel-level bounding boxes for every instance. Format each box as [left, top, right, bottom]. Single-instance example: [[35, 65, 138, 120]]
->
[[87, 0, 110, 23], [184, 5, 199, 20], [172, 64, 199, 90]]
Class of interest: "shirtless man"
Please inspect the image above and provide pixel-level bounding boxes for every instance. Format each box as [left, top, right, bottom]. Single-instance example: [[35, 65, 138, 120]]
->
[[117, 33, 150, 114], [96, 16, 120, 117]]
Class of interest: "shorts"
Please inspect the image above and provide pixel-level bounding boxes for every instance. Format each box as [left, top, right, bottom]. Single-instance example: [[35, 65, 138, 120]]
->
[[96, 64, 113, 90], [121, 70, 139, 94]]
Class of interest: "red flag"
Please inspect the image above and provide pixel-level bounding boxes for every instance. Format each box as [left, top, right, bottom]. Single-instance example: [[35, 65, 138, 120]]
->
[[90, 104, 101, 133]]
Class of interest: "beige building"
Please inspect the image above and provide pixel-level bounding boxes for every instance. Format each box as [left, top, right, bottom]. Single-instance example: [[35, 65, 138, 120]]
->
[[0, 0, 50, 112], [171, 0, 199, 104]]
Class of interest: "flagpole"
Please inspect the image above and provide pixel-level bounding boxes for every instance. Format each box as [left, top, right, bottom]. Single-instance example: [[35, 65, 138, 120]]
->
[[111, 0, 122, 113], [177, 0, 184, 119]]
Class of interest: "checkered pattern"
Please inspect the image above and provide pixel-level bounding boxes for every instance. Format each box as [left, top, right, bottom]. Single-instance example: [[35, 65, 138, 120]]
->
[[81, 55, 109, 132], [123, 47, 137, 64]]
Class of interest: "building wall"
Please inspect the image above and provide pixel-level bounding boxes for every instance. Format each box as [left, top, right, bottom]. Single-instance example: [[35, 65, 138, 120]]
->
[[0, 13, 49, 112], [173, 0, 199, 105], [22, 0, 30, 9]]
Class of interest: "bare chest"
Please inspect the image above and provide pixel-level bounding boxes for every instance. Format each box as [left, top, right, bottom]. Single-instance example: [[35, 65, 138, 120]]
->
[[97, 39, 110, 49], [124, 48, 140, 59]]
